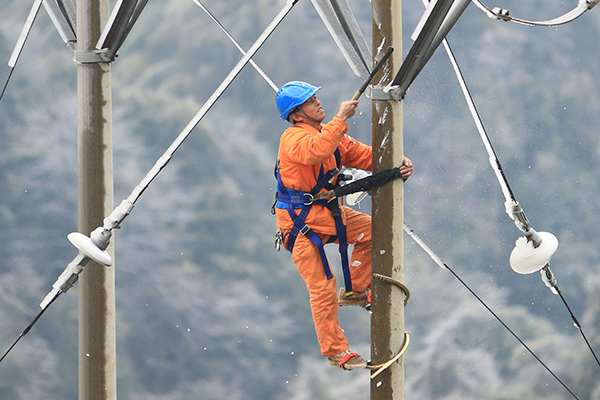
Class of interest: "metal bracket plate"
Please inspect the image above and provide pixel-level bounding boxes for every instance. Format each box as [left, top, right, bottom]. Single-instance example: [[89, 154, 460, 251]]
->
[[73, 49, 111, 64], [370, 86, 404, 101]]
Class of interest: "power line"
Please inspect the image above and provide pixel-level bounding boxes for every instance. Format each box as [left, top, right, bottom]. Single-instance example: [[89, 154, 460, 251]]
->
[[0, 69, 15, 103], [442, 36, 600, 370], [403, 222, 582, 400], [541, 267, 600, 368], [0, 292, 61, 364]]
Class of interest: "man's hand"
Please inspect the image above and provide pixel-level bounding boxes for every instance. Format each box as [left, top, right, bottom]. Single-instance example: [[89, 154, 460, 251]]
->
[[400, 156, 413, 180], [336, 100, 359, 121]]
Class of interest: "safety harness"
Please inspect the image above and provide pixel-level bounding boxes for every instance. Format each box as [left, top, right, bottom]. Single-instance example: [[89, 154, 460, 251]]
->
[[273, 149, 406, 295], [273, 149, 355, 294]]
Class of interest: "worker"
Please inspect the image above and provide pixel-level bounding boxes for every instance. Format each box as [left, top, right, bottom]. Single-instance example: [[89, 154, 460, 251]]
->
[[273, 81, 413, 370]]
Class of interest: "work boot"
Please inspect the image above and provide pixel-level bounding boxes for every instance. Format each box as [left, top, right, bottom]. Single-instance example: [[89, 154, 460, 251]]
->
[[338, 287, 370, 308], [328, 349, 367, 370]]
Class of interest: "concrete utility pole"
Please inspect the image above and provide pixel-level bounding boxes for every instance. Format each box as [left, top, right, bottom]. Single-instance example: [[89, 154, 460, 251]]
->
[[371, 0, 405, 399], [76, 0, 116, 397]]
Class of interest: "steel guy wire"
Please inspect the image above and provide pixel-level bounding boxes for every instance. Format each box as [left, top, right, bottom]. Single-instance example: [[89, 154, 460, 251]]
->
[[441, 38, 519, 221], [556, 283, 600, 367], [403, 222, 582, 400], [442, 36, 600, 369], [192, 0, 279, 92], [0, 292, 61, 364]]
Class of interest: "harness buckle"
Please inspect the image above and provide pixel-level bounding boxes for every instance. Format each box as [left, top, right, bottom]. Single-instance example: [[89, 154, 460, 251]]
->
[[299, 224, 312, 236]]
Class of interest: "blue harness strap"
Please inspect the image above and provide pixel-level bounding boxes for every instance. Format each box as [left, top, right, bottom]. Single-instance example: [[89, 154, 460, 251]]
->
[[274, 149, 353, 293]]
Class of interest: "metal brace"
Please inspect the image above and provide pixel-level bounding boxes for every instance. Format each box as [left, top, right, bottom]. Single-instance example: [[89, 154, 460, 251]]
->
[[73, 49, 112, 64]]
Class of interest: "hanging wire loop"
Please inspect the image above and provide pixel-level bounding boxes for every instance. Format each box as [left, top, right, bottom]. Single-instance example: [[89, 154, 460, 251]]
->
[[471, 0, 599, 26]]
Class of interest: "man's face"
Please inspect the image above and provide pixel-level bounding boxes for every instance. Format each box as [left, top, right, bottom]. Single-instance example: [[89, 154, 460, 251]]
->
[[300, 95, 325, 122]]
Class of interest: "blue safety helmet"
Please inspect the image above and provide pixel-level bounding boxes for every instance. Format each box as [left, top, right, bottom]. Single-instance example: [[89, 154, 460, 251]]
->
[[276, 81, 321, 120]]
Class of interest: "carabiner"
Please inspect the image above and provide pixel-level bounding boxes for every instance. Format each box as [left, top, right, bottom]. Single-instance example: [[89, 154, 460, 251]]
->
[[303, 193, 315, 206]]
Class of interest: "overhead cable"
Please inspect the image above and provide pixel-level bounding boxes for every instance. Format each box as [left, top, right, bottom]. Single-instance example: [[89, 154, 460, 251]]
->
[[403, 222, 582, 400], [441, 35, 600, 369], [0, 292, 61, 364], [540, 267, 600, 368], [471, 0, 599, 27], [441, 39, 521, 224], [124, 0, 297, 205]]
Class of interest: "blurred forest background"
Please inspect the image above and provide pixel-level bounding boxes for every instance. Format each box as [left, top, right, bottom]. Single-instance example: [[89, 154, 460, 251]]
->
[[0, 0, 599, 398]]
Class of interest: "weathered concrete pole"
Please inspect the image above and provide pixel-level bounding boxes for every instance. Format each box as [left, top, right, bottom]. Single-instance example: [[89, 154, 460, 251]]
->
[[76, 0, 116, 396], [371, 0, 405, 398]]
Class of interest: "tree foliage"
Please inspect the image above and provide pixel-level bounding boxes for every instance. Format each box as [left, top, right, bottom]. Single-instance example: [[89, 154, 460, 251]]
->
[[0, 0, 599, 398]]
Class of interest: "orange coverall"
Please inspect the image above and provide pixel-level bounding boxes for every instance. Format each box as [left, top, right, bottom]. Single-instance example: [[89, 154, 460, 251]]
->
[[276, 116, 372, 356]]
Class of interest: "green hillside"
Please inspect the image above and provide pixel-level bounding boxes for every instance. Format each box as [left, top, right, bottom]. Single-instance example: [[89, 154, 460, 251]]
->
[[0, 0, 598, 398]]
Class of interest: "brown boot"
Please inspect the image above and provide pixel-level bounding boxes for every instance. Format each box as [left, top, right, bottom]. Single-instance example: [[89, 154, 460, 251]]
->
[[338, 287, 370, 308], [328, 349, 367, 370]]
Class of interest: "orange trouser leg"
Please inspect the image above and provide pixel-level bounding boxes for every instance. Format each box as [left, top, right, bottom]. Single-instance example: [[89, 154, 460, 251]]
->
[[291, 234, 349, 357], [342, 206, 372, 293]]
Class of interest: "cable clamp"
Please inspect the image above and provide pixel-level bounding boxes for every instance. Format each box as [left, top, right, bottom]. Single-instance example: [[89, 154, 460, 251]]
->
[[540, 265, 559, 295], [490, 7, 511, 21]]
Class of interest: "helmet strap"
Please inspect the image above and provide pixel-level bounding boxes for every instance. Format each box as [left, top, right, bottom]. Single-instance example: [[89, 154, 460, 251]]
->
[[293, 106, 321, 124]]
